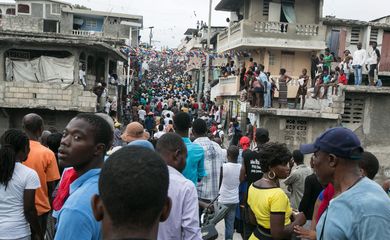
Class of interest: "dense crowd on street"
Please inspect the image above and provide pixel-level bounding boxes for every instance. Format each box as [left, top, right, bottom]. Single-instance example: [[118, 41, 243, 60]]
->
[[1, 41, 390, 240]]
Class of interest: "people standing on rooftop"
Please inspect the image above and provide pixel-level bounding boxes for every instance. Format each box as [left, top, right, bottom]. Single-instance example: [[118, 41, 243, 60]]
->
[[367, 41, 381, 86], [278, 68, 292, 108], [352, 42, 367, 86]]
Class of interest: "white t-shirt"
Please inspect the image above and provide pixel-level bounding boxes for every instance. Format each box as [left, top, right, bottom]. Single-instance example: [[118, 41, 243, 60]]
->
[[0, 163, 40, 239], [153, 131, 165, 139], [138, 109, 147, 121], [164, 117, 173, 126], [218, 162, 241, 204], [352, 49, 367, 66]]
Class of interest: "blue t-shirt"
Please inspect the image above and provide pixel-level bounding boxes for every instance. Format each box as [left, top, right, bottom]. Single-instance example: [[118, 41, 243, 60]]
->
[[55, 169, 101, 240], [316, 177, 390, 240], [181, 137, 207, 186]]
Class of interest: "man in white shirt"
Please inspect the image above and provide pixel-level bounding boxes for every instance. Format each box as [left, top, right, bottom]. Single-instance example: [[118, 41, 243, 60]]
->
[[352, 43, 367, 86], [138, 106, 147, 123], [153, 124, 165, 139], [164, 113, 173, 127], [156, 133, 202, 240], [79, 65, 87, 89]]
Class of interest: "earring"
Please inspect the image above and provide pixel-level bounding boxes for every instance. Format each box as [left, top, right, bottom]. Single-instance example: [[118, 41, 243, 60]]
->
[[268, 171, 276, 180]]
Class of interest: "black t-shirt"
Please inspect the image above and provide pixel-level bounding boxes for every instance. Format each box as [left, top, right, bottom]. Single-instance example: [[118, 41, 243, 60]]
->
[[298, 173, 323, 220], [243, 149, 263, 186]]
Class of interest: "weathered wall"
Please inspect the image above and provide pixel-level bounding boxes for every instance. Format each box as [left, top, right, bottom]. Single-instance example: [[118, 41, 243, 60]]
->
[[31, 3, 43, 18], [0, 81, 97, 112], [60, 12, 73, 34], [0, 15, 43, 32], [295, 0, 317, 24]]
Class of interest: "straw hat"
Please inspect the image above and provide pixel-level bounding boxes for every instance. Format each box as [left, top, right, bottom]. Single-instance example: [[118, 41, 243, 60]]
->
[[121, 122, 149, 142]]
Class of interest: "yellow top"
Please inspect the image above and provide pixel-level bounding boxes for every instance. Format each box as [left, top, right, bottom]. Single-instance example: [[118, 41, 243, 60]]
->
[[247, 184, 292, 240]]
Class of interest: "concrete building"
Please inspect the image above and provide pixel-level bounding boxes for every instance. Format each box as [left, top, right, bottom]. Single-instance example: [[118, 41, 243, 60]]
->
[[0, 0, 143, 134], [244, 86, 390, 182], [179, 24, 227, 101], [323, 16, 390, 78], [215, 0, 326, 78]]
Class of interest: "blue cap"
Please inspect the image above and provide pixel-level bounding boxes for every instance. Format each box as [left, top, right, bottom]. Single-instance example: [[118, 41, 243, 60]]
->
[[127, 140, 154, 151], [300, 127, 363, 160]]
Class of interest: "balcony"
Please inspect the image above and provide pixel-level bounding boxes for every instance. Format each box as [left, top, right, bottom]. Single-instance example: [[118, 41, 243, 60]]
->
[[71, 30, 104, 38], [217, 20, 326, 52], [211, 75, 240, 99]]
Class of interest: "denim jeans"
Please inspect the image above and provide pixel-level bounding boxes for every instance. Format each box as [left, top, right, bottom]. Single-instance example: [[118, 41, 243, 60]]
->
[[263, 90, 271, 108], [223, 203, 238, 240], [353, 65, 362, 85]]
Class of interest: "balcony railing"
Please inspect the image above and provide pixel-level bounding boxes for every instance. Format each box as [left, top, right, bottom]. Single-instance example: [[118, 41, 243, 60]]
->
[[71, 30, 103, 37], [217, 20, 326, 51]]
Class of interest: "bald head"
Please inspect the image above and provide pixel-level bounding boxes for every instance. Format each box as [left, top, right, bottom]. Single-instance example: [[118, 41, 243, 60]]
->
[[22, 113, 44, 139]]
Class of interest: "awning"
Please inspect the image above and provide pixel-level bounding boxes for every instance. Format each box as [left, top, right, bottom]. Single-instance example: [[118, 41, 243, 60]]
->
[[215, 0, 243, 12], [282, 4, 296, 23]]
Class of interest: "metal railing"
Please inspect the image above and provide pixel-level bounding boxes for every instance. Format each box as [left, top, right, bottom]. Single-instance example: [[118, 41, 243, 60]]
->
[[71, 30, 103, 37]]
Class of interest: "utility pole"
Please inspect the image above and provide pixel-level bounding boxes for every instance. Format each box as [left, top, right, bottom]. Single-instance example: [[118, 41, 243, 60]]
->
[[149, 26, 154, 48], [204, 0, 212, 101]]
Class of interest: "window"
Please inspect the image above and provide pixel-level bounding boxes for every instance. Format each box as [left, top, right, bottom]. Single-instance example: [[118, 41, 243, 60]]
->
[[17, 4, 30, 14], [85, 19, 97, 29], [370, 28, 379, 43], [51, 3, 61, 15], [350, 27, 361, 45], [342, 95, 365, 124], [6, 8, 16, 15], [263, 0, 270, 16]]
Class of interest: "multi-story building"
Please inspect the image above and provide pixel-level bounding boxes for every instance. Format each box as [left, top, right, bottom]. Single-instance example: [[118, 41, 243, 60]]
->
[[216, 0, 326, 77], [0, 0, 143, 133]]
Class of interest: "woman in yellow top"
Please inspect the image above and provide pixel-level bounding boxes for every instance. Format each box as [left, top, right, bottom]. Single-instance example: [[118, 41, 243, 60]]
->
[[247, 142, 306, 239]]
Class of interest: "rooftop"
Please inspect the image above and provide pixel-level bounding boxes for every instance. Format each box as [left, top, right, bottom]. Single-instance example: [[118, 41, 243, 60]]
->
[[62, 6, 143, 21], [322, 16, 390, 29], [0, 30, 127, 60]]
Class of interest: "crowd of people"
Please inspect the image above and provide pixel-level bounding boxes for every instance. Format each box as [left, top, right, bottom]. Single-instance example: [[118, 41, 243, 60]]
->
[[223, 41, 383, 110], [0, 43, 388, 240], [1, 109, 390, 240]]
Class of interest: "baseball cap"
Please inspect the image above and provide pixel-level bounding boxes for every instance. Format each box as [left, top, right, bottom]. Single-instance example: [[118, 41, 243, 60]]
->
[[127, 140, 154, 151], [300, 127, 363, 160]]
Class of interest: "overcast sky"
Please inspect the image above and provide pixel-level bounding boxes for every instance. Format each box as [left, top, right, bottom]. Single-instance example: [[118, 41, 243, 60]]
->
[[3, 0, 390, 48]]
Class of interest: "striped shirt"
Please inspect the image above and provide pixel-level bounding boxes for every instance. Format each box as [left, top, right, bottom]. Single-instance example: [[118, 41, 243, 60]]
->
[[193, 137, 226, 200]]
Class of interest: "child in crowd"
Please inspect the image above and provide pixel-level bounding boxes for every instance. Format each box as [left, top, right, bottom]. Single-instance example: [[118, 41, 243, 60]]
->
[[219, 145, 241, 240]]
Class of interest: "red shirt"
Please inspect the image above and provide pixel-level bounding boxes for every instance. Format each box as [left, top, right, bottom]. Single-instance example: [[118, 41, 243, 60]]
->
[[338, 74, 348, 85], [317, 183, 335, 223], [193, 103, 199, 109]]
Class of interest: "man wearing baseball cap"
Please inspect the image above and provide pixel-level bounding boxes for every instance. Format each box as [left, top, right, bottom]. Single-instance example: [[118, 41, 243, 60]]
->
[[300, 127, 390, 240]]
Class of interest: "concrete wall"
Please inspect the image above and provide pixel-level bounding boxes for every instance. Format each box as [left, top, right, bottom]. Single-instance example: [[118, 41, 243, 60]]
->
[[258, 114, 338, 151], [0, 81, 96, 112], [295, 0, 317, 24], [0, 15, 43, 32], [31, 3, 43, 18], [343, 89, 390, 181], [60, 11, 73, 34]]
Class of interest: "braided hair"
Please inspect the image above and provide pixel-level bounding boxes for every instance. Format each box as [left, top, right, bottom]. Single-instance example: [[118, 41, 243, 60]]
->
[[0, 129, 29, 189]]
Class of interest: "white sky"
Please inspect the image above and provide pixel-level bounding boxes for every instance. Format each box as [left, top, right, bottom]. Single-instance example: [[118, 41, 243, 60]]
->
[[2, 0, 390, 48]]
